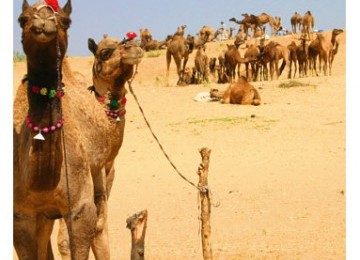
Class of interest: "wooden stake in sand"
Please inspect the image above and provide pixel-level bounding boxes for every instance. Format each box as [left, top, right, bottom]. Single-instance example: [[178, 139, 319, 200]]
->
[[126, 209, 148, 260], [197, 147, 213, 260]]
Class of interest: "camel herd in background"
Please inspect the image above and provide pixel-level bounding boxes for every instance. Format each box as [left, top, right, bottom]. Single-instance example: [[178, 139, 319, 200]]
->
[[139, 10, 344, 92]]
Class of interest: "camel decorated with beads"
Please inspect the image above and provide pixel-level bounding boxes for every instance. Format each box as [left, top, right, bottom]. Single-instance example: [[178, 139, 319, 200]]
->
[[210, 76, 261, 105], [14, 1, 143, 259]]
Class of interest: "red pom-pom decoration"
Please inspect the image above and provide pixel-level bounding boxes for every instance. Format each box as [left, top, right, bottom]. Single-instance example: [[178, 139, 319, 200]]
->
[[126, 32, 137, 40], [44, 0, 59, 12]]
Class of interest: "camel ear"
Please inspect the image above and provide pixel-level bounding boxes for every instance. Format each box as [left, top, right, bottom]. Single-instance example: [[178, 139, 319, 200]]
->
[[88, 38, 98, 55], [62, 0, 72, 15], [22, 0, 29, 11]]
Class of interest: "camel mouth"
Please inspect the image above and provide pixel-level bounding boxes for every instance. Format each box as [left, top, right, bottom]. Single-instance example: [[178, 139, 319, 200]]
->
[[121, 46, 144, 65], [31, 27, 57, 43]]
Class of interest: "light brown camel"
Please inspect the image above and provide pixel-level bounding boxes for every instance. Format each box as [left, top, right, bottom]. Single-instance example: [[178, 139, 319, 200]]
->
[[14, 1, 97, 259], [302, 11, 315, 40], [272, 16, 282, 34], [194, 44, 210, 83], [174, 25, 187, 37], [209, 76, 261, 105], [57, 35, 144, 259], [198, 25, 217, 42], [291, 12, 303, 34], [142, 35, 172, 52], [308, 30, 342, 76], [178, 66, 196, 86], [139, 28, 152, 49], [166, 29, 195, 85], [329, 29, 344, 66]]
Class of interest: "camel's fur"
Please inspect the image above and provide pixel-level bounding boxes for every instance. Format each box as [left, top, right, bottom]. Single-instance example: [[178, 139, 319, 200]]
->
[[210, 76, 261, 105], [291, 12, 303, 34], [287, 41, 298, 79], [198, 25, 217, 42], [14, 1, 97, 259]]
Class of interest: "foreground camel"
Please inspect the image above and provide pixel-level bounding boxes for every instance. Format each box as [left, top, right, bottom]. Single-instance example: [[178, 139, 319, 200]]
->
[[57, 35, 144, 259], [14, 1, 97, 259], [209, 76, 261, 105], [291, 12, 303, 34]]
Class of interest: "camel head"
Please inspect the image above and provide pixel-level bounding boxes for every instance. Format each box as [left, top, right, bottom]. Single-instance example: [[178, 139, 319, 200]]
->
[[88, 35, 144, 96], [18, 0, 72, 68], [332, 28, 344, 37], [209, 88, 222, 100], [185, 34, 195, 53]]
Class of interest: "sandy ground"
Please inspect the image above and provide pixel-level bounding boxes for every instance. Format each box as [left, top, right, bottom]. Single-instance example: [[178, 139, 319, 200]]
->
[[13, 31, 346, 259]]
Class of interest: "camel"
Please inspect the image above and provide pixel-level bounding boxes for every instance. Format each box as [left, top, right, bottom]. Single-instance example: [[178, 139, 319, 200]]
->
[[57, 35, 144, 259], [14, 1, 97, 259], [174, 25, 187, 37], [302, 11, 315, 40], [224, 44, 254, 82], [291, 12, 303, 34], [178, 66, 197, 86], [139, 28, 152, 49], [244, 44, 261, 81], [329, 29, 344, 65], [209, 76, 261, 105], [194, 44, 210, 83], [272, 16, 282, 34], [142, 35, 172, 52], [198, 25, 217, 42], [287, 41, 298, 78], [166, 29, 195, 85], [296, 34, 310, 77]]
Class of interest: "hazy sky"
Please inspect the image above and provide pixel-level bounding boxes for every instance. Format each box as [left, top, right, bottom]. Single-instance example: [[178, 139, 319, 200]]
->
[[13, 0, 346, 56]]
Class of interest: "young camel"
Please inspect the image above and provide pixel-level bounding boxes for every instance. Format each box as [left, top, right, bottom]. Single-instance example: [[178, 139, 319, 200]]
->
[[210, 76, 261, 105], [57, 35, 144, 259], [14, 1, 97, 259]]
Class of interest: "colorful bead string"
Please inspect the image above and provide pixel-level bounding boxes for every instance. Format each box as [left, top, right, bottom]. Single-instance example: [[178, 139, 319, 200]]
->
[[26, 115, 64, 133], [22, 75, 65, 99]]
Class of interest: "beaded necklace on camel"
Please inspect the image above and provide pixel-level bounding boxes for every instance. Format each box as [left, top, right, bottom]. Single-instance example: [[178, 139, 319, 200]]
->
[[87, 85, 127, 122], [23, 74, 65, 140]]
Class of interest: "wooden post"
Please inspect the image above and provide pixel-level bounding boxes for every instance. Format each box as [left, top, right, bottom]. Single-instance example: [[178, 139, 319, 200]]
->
[[197, 147, 213, 260], [126, 209, 148, 260]]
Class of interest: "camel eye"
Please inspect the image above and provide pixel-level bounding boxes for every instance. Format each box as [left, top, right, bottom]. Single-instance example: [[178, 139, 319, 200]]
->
[[100, 48, 115, 61]]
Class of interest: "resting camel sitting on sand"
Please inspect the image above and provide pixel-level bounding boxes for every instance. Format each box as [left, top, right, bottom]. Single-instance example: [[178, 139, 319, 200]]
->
[[209, 76, 261, 105]]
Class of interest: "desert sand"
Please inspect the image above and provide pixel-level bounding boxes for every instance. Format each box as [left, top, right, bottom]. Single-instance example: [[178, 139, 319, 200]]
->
[[13, 31, 346, 259]]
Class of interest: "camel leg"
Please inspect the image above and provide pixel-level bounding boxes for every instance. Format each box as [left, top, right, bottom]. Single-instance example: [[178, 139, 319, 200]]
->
[[64, 203, 97, 260], [91, 168, 110, 259], [166, 51, 171, 78], [14, 213, 37, 259], [58, 218, 72, 260], [36, 214, 55, 260]]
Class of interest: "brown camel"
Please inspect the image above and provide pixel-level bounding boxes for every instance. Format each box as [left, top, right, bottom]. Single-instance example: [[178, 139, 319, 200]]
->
[[272, 16, 282, 34], [296, 34, 310, 77], [209, 76, 261, 105], [14, 1, 97, 259], [224, 44, 254, 82], [244, 44, 261, 81], [330, 29, 344, 65], [57, 35, 144, 259], [174, 25, 187, 37], [166, 29, 195, 85], [287, 41, 298, 78], [302, 11, 315, 40], [291, 12, 303, 34]]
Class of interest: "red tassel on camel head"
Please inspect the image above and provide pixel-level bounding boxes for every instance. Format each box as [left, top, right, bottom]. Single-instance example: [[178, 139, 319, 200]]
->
[[44, 0, 59, 12]]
